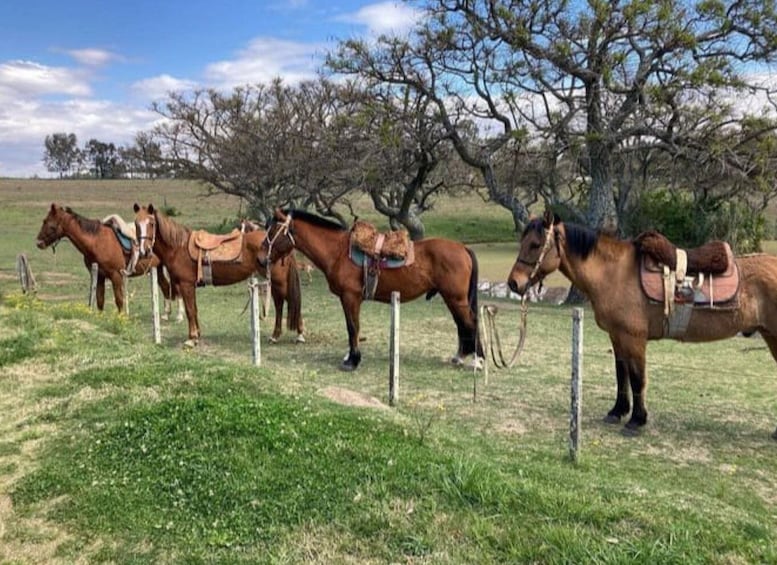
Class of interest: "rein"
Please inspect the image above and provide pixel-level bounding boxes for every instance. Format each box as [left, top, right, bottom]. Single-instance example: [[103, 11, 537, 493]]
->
[[264, 214, 295, 266], [480, 223, 556, 369]]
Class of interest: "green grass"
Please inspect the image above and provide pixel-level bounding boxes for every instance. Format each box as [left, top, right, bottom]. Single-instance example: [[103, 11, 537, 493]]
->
[[2, 179, 777, 563]]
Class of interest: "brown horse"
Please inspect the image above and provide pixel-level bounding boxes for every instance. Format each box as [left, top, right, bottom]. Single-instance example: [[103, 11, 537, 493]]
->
[[261, 208, 482, 371], [35, 203, 182, 318], [507, 211, 777, 437], [133, 203, 304, 347]]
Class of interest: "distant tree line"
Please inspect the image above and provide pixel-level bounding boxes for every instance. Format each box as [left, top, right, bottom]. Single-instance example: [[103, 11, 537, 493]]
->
[[44, 1, 777, 252], [42, 132, 168, 180]]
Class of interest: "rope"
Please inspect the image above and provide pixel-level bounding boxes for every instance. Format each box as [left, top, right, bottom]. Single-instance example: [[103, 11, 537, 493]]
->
[[16, 253, 37, 294], [480, 295, 528, 369]]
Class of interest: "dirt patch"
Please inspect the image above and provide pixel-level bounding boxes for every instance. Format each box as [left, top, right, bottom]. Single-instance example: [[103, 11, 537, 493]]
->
[[319, 386, 388, 410]]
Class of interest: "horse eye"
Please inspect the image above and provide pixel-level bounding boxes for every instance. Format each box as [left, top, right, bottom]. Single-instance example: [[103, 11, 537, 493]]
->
[[529, 242, 541, 251]]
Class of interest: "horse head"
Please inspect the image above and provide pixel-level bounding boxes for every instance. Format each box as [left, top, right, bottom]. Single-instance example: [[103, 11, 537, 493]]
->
[[36, 203, 66, 249], [507, 210, 562, 295], [133, 203, 157, 258], [260, 209, 295, 267]]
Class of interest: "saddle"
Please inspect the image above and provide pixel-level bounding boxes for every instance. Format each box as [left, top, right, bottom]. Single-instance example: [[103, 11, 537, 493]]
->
[[636, 230, 740, 319], [349, 220, 415, 299], [187, 228, 244, 285], [102, 215, 138, 274]]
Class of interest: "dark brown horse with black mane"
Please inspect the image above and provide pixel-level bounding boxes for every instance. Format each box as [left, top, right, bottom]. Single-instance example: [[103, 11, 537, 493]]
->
[[261, 208, 482, 371], [508, 211, 777, 438], [133, 203, 304, 347], [36, 203, 182, 318]]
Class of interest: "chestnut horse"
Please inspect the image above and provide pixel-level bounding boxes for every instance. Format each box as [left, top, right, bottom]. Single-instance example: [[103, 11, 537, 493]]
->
[[35, 203, 182, 319], [133, 203, 304, 347], [507, 211, 777, 438], [261, 209, 481, 371]]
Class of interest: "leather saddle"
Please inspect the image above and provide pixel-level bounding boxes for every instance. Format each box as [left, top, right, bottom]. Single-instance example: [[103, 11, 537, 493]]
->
[[187, 228, 244, 284], [635, 230, 739, 309]]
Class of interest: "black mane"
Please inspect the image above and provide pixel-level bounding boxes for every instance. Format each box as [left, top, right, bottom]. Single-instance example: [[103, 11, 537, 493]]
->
[[64, 206, 101, 235], [284, 209, 347, 232], [523, 217, 600, 260]]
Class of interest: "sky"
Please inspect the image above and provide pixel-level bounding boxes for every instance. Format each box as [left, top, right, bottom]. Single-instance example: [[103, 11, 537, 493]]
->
[[0, 0, 421, 178]]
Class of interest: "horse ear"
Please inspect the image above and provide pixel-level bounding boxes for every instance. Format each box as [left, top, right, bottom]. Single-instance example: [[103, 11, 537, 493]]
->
[[147, 203, 155, 214], [133, 203, 140, 213], [543, 209, 561, 226], [274, 208, 286, 220], [50, 203, 57, 212]]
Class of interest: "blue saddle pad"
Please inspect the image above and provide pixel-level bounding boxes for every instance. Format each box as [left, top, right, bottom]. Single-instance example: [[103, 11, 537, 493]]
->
[[349, 246, 407, 269], [114, 230, 134, 252]]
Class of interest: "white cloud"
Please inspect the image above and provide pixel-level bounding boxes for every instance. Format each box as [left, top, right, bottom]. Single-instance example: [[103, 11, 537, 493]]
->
[[0, 60, 91, 99], [336, 1, 422, 36], [132, 74, 199, 101], [204, 38, 324, 89], [65, 48, 119, 67]]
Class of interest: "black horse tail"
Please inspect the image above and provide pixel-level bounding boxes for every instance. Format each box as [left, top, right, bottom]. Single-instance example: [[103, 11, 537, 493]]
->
[[286, 258, 303, 333], [426, 289, 439, 300], [466, 247, 482, 357]]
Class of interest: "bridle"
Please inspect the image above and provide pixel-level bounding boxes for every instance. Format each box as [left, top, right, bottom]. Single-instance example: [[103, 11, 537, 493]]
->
[[518, 223, 557, 287], [263, 214, 294, 266], [135, 214, 156, 257]]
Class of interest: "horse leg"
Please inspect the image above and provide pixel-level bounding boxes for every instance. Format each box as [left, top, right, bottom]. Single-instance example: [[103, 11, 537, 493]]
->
[[179, 283, 200, 347], [269, 288, 284, 343], [96, 273, 107, 311], [604, 356, 631, 424], [756, 333, 777, 440], [339, 293, 362, 371], [108, 272, 125, 313], [445, 299, 480, 367], [609, 335, 649, 431]]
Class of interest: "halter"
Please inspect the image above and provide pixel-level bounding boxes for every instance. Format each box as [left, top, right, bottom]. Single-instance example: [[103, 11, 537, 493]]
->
[[136, 213, 156, 256], [519, 223, 557, 286], [264, 213, 295, 265]]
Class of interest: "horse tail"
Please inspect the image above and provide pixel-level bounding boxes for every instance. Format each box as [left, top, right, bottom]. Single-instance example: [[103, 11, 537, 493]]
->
[[426, 289, 439, 300], [466, 247, 481, 355], [285, 258, 303, 332]]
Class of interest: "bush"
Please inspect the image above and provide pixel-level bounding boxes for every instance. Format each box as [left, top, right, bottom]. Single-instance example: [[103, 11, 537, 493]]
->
[[624, 189, 764, 253]]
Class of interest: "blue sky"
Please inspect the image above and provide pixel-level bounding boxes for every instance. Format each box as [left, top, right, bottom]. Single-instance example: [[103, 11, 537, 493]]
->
[[0, 0, 420, 177]]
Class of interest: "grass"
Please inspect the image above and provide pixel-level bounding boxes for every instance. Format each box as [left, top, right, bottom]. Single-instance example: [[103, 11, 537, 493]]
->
[[1, 179, 777, 563]]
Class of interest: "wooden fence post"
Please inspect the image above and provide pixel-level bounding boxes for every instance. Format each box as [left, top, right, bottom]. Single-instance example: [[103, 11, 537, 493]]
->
[[570, 307, 583, 463], [389, 291, 400, 406], [88, 263, 98, 309], [150, 267, 161, 345], [122, 272, 129, 316], [250, 275, 261, 366]]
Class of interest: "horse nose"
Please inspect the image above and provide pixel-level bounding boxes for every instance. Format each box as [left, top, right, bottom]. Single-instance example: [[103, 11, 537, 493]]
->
[[507, 277, 527, 296], [36, 239, 45, 249]]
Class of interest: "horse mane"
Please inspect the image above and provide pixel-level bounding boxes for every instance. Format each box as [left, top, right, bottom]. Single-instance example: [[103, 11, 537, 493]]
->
[[155, 209, 191, 248], [285, 209, 346, 232], [563, 223, 602, 260], [64, 207, 102, 235]]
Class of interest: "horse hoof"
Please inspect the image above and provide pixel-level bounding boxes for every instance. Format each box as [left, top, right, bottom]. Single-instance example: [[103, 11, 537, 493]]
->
[[161, 314, 169, 321], [603, 414, 621, 424], [450, 356, 464, 366], [268, 336, 279, 344], [183, 339, 198, 349], [296, 335, 306, 343], [339, 362, 356, 372], [470, 357, 483, 370]]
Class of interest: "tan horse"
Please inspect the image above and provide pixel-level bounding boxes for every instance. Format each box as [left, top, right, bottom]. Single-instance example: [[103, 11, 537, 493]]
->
[[36, 203, 182, 318], [133, 203, 304, 347], [261, 208, 481, 371], [507, 211, 777, 438]]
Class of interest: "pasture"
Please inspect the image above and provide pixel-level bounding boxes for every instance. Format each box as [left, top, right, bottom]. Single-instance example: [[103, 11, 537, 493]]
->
[[1, 179, 776, 563]]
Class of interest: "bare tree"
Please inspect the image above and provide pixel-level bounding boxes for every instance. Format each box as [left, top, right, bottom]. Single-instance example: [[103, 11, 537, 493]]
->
[[331, 0, 777, 231]]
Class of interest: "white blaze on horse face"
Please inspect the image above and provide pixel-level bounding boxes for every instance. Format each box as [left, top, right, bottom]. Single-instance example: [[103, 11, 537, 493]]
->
[[137, 219, 152, 256]]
